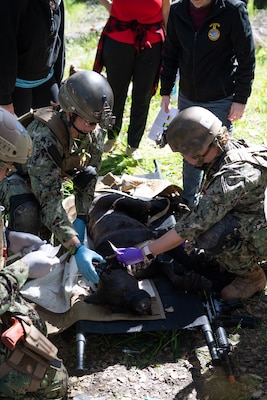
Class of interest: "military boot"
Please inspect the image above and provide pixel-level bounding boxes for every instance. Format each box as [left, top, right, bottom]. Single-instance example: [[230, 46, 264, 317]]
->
[[221, 265, 266, 300]]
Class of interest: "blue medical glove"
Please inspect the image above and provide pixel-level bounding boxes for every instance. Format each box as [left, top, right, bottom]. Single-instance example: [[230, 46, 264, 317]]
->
[[115, 247, 144, 265], [75, 245, 105, 283], [73, 217, 86, 244]]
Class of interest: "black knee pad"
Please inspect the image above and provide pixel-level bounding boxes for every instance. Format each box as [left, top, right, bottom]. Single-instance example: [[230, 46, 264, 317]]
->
[[196, 213, 240, 255], [9, 193, 41, 235]]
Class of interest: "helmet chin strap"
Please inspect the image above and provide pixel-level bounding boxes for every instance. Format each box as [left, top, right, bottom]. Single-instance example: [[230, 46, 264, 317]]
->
[[68, 114, 89, 137], [72, 124, 89, 137], [67, 114, 77, 128]]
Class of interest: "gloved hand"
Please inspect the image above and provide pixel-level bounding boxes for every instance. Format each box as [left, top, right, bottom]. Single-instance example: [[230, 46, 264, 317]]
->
[[72, 166, 97, 189], [22, 250, 60, 279], [115, 247, 144, 265], [73, 217, 86, 244], [74, 245, 105, 284], [8, 231, 46, 255]]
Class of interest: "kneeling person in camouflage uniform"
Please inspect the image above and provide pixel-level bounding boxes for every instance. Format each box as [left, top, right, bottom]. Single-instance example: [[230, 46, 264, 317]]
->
[[0, 70, 115, 285], [115, 106, 267, 300], [0, 108, 68, 399]]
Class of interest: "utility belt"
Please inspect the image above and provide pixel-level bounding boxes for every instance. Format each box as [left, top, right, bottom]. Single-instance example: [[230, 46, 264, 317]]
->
[[0, 315, 61, 392]]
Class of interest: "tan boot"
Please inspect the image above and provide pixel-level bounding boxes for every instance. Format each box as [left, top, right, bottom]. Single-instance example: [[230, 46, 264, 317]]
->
[[104, 139, 116, 153], [221, 265, 266, 300], [125, 146, 141, 160]]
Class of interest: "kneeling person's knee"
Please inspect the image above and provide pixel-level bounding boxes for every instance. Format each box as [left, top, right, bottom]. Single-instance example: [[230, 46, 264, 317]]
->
[[9, 193, 41, 235]]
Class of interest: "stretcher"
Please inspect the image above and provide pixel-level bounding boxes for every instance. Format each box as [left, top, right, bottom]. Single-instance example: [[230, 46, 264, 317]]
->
[[75, 274, 207, 374]]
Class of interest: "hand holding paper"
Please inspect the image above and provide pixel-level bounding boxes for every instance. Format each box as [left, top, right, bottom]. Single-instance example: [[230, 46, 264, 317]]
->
[[148, 107, 179, 142]]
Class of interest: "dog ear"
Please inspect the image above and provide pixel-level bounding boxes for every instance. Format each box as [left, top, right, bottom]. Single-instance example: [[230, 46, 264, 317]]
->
[[69, 64, 81, 76]]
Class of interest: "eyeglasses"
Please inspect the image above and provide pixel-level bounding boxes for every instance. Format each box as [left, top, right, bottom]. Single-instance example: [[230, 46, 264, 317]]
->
[[191, 143, 213, 161], [83, 120, 97, 127]]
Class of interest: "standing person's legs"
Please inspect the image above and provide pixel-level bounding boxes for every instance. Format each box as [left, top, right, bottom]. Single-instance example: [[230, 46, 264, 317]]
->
[[178, 93, 233, 206], [13, 75, 59, 117], [32, 75, 59, 108], [202, 97, 233, 132], [103, 37, 135, 143], [128, 42, 162, 149], [13, 88, 33, 117]]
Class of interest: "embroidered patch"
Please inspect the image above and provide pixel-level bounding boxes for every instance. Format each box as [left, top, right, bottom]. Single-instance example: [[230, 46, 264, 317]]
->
[[208, 23, 221, 41]]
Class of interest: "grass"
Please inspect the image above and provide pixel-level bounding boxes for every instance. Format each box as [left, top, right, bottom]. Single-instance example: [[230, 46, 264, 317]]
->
[[62, 0, 267, 372], [77, 329, 195, 369]]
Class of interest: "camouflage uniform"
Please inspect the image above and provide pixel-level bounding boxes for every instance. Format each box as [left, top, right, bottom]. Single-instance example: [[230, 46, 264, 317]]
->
[[0, 207, 5, 270], [0, 111, 105, 245], [174, 139, 267, 275], [0, 261, 68, 399]]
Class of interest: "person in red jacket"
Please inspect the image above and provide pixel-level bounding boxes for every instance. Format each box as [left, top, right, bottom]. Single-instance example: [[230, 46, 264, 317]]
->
[[94, 0, 171, 160]]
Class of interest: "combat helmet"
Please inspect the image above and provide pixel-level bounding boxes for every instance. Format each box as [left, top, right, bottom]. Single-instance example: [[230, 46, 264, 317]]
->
[[58, 70, 115, 129], [0, 107, 32, 164], [166, 106, 222, 157]]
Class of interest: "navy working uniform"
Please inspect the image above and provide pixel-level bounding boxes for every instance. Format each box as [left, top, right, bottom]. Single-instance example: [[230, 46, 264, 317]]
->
[[0, 107, 68, 399]]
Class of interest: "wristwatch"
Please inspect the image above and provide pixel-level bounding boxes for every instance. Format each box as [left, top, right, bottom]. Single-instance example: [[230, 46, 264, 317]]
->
[[142, 245, 154, 262], [69, 243, 82, 255]]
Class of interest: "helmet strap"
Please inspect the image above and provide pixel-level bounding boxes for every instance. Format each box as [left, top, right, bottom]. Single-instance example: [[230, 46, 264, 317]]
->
[[72, 124, 89, 138], [195, 143, 213, 168], [67, 113, 77, 128], [67, 113, 88, 137]]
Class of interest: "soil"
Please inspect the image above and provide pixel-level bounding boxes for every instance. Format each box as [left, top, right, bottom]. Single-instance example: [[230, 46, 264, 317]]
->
[[54, 5, 267, 400]]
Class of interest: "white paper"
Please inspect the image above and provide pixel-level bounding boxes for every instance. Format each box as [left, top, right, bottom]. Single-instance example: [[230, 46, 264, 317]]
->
[[138, 279, 155, 297], [148, 107, 179, 142]]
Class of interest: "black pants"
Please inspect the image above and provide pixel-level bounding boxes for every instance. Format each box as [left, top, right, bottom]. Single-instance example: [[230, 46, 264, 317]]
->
[[103, 37, 162, 148], [13, 75, 59, 117]]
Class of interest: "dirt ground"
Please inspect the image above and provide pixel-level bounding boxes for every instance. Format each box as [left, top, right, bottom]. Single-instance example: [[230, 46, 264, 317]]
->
[[54, 5, 267, 400]]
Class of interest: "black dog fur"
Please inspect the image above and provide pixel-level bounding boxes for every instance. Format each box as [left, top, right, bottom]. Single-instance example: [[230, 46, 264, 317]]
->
[[85, 193, 171, 315]]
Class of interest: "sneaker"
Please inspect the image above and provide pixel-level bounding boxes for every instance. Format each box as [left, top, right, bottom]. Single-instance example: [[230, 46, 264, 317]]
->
[[221, 265, 266, 300], [104, 139, 116, 153], [125, 145, 141, 160]]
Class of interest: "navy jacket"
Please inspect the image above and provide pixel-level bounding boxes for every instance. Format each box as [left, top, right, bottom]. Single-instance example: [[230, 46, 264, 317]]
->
[[160, 0, 255, 104], [0, 0, 65, 104]]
